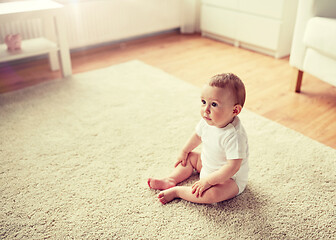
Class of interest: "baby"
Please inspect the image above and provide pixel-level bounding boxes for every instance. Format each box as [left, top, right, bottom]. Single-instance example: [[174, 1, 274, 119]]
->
[[148, 73, 249, 204]]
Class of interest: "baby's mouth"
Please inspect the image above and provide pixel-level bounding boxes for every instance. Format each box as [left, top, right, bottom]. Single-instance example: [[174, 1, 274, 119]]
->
[[203, 116, 211, 121]]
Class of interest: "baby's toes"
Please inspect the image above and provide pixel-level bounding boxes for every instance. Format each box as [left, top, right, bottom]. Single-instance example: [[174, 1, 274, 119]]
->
[[158, 193, 166, 204]]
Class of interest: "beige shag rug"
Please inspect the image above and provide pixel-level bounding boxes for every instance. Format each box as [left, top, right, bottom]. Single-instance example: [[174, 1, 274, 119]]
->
[[0, 60, 335, 239]]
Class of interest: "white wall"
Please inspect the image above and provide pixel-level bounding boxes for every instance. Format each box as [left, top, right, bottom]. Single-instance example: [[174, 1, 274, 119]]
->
[[0, 0, 188, 49], [62, 0, 182, 49]]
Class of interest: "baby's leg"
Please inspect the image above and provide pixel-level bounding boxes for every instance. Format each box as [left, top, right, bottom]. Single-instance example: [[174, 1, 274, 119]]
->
[[148, 152, 201, 190], [158, 179, 238, 204]]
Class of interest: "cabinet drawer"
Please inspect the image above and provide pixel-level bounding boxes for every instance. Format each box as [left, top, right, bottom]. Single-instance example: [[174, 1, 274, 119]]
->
[[201, 5, 237, 39], [202, 0, 238, 10], [239, 0, 284, 19], [237, 13, 281, 50]]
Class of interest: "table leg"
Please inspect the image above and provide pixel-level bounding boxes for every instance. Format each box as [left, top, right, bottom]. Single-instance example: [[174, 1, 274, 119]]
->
[[55, 14, 72, 77], [43, 16, 60, 71]]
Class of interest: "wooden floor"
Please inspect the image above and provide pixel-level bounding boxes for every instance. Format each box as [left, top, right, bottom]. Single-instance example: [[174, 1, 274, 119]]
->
[[1, 32, 336, 149]]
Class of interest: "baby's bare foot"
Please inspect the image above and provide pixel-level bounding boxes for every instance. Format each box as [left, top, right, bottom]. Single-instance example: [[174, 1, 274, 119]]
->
[[147, 178, 176, 190], [158, 188, 177, 205]]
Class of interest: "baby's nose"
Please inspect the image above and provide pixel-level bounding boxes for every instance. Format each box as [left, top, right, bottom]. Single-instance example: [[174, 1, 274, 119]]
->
[[205, 105, 211, 113]]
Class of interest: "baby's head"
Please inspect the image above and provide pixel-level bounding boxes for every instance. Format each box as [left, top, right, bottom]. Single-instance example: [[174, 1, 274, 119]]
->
[[200, 73, 246, 128], [208, 73, 246, 108]]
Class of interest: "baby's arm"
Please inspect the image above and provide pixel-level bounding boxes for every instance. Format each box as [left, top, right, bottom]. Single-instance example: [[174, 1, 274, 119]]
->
[[207, 159, 242, 185], [174, 132, 201, 167], [192, 159, 242, 197]]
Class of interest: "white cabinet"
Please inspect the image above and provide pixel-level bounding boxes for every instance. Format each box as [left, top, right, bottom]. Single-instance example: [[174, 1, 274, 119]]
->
[[201, 0, 298, 58], [0, 0, 72, 77]]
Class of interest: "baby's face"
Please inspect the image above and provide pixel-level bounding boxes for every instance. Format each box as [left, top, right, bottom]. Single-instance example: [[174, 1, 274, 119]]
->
[[200, 85, 237, 128]]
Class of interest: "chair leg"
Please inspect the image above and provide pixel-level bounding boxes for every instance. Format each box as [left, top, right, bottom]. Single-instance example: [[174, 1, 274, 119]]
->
[[295, 70, 303, 93]]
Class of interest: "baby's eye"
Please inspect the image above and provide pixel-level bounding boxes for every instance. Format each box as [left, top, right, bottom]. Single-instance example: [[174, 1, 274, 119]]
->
[[211, 102, 218, 107], [201, 99, 206, 105]]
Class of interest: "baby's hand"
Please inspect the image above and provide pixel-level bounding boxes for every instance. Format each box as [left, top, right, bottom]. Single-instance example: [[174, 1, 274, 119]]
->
[[191, 179, 212, 198], [174, 151, 189, 167]]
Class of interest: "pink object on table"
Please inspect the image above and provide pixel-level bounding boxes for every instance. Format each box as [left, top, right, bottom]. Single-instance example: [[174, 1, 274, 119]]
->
[[4, 34, 22, 51]]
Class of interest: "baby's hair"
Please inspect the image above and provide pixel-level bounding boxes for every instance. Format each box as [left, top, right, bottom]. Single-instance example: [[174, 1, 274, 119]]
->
[[209, 73, 246, 107]]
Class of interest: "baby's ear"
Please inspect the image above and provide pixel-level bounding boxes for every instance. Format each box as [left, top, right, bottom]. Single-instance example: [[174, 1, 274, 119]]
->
[[233, 105, 242, 115]]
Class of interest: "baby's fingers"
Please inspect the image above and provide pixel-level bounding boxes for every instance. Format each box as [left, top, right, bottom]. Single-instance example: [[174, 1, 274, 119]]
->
[[181, 159, 187, 167], [180, 157, 187, 167], [175, 159, 186, 167], [198, 187, 205, 197], [174, 159, 184, 168], [191, 184, 197, 194], [192, 183, 201, 197]]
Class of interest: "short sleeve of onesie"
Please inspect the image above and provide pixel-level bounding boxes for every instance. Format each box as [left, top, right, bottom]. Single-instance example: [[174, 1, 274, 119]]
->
[[223, 131, 248, 160], [195, 119, 205, 137]]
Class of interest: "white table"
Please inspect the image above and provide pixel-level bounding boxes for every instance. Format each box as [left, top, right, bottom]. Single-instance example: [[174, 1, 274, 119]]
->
[[0, 0, 72, 77]]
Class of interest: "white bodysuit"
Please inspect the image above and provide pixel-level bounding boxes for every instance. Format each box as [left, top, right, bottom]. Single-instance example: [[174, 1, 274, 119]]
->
[[195, 116, 249, 195]]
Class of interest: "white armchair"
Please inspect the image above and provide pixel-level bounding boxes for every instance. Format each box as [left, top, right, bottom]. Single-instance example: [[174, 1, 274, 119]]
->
[[289, 0, 336, 92]]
